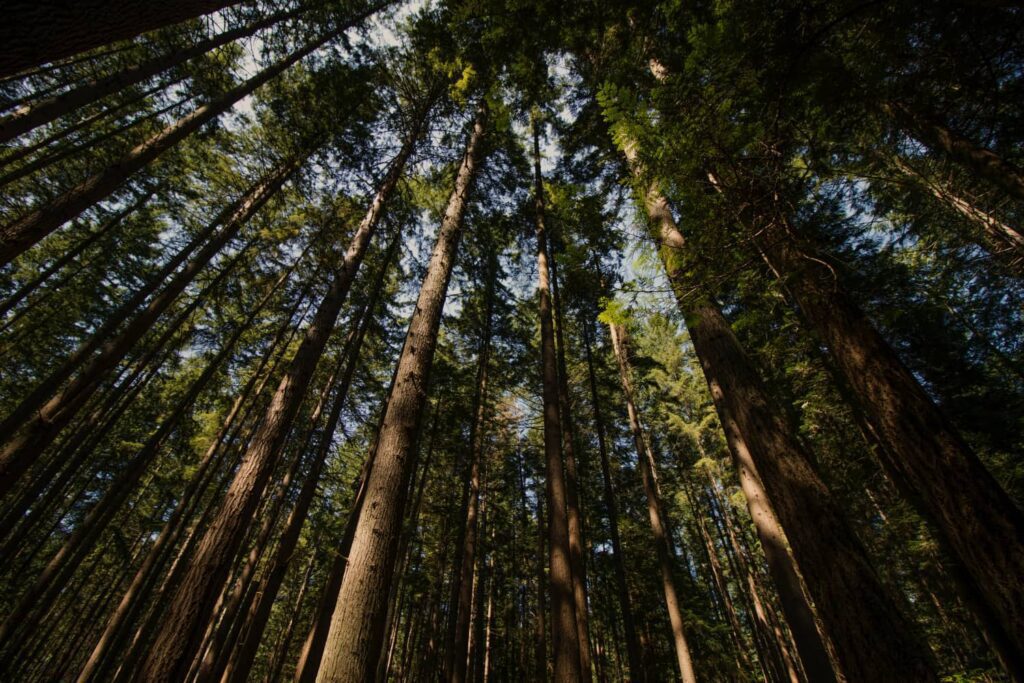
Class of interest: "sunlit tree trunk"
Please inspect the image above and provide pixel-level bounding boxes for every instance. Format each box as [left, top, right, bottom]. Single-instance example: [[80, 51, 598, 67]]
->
[[608, 323, 697, 683], [314, 100, 488, 683]]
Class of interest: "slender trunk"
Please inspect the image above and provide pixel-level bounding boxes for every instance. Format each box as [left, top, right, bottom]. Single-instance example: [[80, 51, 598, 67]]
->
[[532, 117, 581, 683], [884, 101, 1024, 201], [608, 323, 697, 683], [135, 107, 422, 682], [314, 100, 488, 683], [581, 317, 645, 681], [450, 260, 497, 683], [0, 259, 278, 664], [0, 0, 241, 79], [267, 552, 318, 683], [0, 157, 299, 499], [0, 2, 385, 265], [0, 6, 304, 143], [550, 250, 593, 680], [888, 154, 1024, 262], [726, 164, 1024, 673], [0, 191, 152, 320]]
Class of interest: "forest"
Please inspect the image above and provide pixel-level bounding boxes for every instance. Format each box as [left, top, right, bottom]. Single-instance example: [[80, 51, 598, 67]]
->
[[0, 0, 1022, 681]]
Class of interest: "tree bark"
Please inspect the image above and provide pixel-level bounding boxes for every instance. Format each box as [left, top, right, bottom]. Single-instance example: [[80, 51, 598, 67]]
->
[[884, 101, 1024, 201], [314, 100, 488, 683], [223, 236, 397, 683], [0, 157, 300, 499], [550, 249, 594, 681], [0, 0, 241, 79], [0, 2, 386, 266], [0, 6, 304, 144], [134, 105, 422, 682], [607, 323, 698, 683], [531, 117, 582, 683], [725, 164, 1024, 673]]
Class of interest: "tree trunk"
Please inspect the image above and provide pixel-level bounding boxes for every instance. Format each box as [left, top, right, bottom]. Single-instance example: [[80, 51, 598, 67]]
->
[[884, 101, 1024, 201], [0, 157, 300, 499], [581, 316, 645, 682], [0, 0, 241, 79], [550, 249, 594, 680], [223, 236, 397, 683], [607, 323, 697, 683], [134, 105, 423, 682], [314, 100, 488, 683], [614, 129, 940, 679], [531, 117, 582, 683], [728, 165, 1024, 673], [887, 154, 1024, 265], [0, 2, 387, 266], [450, 259, 497, 683], [0, 6, 304, 143]]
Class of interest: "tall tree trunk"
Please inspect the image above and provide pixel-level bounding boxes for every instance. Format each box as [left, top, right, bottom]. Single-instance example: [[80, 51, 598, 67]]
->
[[581, 316, 645, 682], [0, 157, 300, 499], [550, 250, 593, 680], [531, 117, 582, 683], [0, 6, 304, 144], [884, 101, 1024, 201], [314, 100, 488, 683], [450, 258, 497, 683], [607, 323, 698, 683], [0, 0, 241, 79], [134, 105, 424, 682], [0, 2, 386, 265], [723, 163, 1024, 672], [887, 154, 1024, 263], [223, 236, 397, 683], [74, 290, 301, 683], [0, 257, 288, 669], [614, 129, 939, 679]]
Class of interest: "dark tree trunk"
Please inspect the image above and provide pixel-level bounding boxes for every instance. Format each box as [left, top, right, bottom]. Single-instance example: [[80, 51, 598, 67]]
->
[[0, 6, 304, 143], [0, 0, 241, 79], [728, 165, 1024, 674], [581, 316, 645, 682], [134, 106, 423, 682], [619, 139, 933, 680], [549, 250, 593, 680], [885, 101, 1024, 201], [0, 3, 386, 265], [0, 157, 300, 499], [608, 323, 697, 683], [450, 259, 497, 683]]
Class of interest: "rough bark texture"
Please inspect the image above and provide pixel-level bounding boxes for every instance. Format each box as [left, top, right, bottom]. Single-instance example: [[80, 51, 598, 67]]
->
[[608, 323, 697, 683], [0, 0, 240, 79], [532, 119, 582, 683], [550, 251, 594, 680], [735, 171, 1024, 673], [134, 113, 420, 681], [224, 235, 396, 683], [314, 101, 488, 683], [619, 138, 933, 681]]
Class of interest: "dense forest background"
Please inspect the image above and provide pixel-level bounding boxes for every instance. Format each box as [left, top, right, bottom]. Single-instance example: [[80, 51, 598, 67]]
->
[[0, 1, 1022, 681]]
